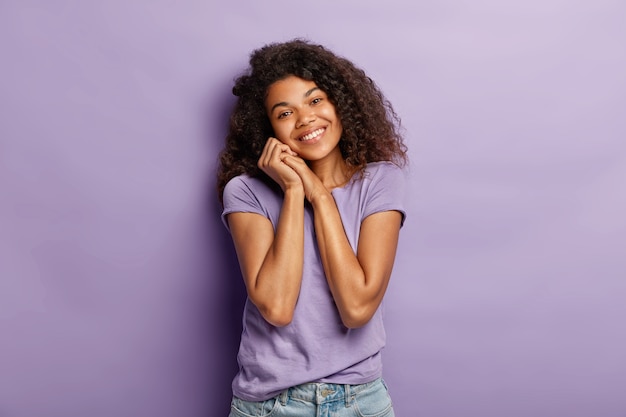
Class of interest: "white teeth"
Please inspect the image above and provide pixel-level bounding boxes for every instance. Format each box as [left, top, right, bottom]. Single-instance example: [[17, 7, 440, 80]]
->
[[300, 128, 324, 141]]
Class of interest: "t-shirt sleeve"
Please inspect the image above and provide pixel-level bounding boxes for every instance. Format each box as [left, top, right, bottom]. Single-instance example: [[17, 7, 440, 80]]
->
[[221, 176, 267, 230], [363, 163, 407, 226]]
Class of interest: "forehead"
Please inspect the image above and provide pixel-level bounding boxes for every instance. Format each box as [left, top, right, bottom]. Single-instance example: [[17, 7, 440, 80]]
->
[[265, 76, 320, 104]]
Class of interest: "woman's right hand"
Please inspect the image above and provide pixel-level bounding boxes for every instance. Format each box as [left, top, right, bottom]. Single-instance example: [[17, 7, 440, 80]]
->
[[257, 137, 302, 192]]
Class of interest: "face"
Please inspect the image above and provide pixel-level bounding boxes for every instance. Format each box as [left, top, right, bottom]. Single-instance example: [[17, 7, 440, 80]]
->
[[265, 76, 343, 163]]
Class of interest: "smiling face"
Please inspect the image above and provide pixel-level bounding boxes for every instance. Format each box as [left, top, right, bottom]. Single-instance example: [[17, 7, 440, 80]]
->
[[265, 76, 343, 164]]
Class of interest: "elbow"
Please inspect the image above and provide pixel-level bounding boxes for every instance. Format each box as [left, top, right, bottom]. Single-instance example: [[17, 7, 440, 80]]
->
[[339, 306, 375, 329], [249, 290, 297, 327], [266, 312, 294, 327], [258, 304, 295, 327]]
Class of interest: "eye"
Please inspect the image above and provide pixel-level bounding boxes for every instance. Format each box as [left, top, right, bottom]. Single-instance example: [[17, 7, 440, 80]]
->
[[277, 110, 292, 119], [311, 97, 323, 105]]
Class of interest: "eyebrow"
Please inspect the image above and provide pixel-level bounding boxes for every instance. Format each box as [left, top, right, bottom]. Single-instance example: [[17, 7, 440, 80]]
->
[[269, 87, 321, 113]]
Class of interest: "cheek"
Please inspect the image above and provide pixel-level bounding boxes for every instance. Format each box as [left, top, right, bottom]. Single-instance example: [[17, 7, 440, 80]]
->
[[322, 105, 340, 123], [335, 117, 343, 134], [325, 108, 342, 132], [270, 122, 290, 141]]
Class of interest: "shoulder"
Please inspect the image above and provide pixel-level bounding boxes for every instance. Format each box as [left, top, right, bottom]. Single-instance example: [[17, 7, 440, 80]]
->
[[222, 174, 282, 218], [361, 161, 406, 186], [224, 174, 259, 191], [222, 174, 277, 211], [364, 161, 404, 175], [223, 174, 276, 199], [357, 162, 408, 225]]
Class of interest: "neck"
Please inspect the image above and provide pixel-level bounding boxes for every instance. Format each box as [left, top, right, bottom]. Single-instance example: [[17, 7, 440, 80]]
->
[[308, 150, 354, 190]]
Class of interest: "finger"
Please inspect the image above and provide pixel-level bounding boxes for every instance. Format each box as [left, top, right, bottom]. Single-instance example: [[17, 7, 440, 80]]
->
[[274, 144, 297, 166], [266, 137, 295, 155], [259, 138, 278, 168], [281, 155, 306, 173], [283, 145, 297, 155], [275, 142, 295, 156], [270, 143, 287, 163]]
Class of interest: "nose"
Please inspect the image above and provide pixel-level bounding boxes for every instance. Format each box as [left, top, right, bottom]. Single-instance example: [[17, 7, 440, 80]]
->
[[296, 110, 316, 128]]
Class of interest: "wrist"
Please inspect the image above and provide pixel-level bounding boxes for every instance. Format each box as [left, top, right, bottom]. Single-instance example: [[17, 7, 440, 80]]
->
[[284, 183, 305, 196], [308, 188, 332, 205]]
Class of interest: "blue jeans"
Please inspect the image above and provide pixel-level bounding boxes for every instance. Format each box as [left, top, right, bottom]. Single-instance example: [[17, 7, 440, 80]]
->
[[228, 378, 394, 417]]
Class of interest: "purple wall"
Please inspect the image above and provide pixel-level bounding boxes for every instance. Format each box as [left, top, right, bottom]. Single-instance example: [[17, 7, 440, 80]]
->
[[1, 1, 625, 416]]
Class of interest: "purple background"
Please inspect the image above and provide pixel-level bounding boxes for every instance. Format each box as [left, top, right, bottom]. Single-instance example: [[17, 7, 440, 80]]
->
[[1, 1, 625, 416]]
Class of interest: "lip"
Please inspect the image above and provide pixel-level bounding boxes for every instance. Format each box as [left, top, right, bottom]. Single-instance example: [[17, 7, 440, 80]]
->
[[296, 127, 326, 143]]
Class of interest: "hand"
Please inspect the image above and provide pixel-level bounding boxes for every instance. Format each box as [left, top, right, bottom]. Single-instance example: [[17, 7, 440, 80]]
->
[[257, 138, 302, 192], [281, 155, 329, 203]]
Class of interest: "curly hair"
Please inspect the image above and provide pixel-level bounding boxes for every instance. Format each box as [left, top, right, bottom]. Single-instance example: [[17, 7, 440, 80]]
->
[[217, 39, 407, 202]]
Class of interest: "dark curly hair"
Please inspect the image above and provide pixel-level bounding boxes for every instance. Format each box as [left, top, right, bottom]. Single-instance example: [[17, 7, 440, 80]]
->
[[217, 39, 407, 202]]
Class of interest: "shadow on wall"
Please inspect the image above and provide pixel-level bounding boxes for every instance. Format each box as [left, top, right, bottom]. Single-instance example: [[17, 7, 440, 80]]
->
[[202, 81, 247, 415]]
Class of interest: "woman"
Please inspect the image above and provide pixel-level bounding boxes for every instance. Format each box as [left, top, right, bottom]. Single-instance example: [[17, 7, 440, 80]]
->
[[218, 39, 408, 417]]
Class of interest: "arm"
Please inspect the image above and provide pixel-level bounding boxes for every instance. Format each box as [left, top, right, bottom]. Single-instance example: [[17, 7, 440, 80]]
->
[[311, 193, 402, 328], [227, 186, 305, 327], [226, 138, 305, 327], [282, 157, 402, 328]]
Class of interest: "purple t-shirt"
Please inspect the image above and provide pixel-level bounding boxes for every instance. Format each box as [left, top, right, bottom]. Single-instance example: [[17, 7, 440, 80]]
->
[[221, 161, 406, 401]]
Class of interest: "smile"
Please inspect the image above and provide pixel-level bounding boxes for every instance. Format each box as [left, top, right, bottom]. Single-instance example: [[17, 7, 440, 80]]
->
[[299, 128, 325, 142]]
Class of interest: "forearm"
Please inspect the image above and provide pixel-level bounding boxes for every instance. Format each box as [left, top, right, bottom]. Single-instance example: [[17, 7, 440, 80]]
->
[[253, 186, 305, 326], [311, 192, 373, 328]]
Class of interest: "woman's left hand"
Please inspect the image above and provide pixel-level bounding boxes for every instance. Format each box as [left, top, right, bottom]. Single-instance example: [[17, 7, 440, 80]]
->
[[281, 156, 329, 203]]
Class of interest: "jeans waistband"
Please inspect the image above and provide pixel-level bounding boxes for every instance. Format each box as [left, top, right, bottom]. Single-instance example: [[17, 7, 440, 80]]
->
[[278, 378, 381, 406]]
